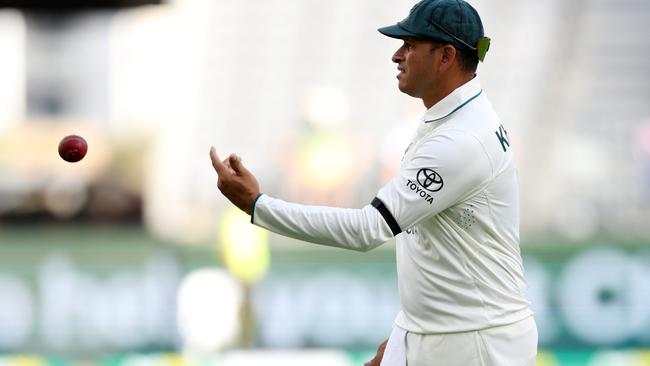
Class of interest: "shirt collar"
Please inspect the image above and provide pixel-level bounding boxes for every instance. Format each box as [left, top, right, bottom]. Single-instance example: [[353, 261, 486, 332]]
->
[[423, 76, 483, 123]]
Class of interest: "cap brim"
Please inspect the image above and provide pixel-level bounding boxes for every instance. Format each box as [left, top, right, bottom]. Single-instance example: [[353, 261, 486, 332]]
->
[[378, 24, 418, 39]]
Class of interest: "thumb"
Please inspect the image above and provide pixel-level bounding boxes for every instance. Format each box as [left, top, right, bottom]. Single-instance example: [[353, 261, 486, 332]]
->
[[229, 154, 249, 175]]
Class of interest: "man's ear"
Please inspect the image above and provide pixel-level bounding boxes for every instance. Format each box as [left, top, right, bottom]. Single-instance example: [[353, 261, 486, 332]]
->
[[439, 45, 457, 71]]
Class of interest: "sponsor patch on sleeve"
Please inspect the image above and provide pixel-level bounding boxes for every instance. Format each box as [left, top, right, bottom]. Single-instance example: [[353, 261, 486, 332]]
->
[[405, 168, 444, 204]]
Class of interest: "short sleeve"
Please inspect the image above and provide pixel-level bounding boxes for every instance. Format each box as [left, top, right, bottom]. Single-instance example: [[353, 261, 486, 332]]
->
[[375, 129, 492, 234]]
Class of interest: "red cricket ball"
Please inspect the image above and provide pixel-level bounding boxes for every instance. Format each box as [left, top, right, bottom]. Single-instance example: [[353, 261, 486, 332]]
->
[[58, 134, 88, 163]]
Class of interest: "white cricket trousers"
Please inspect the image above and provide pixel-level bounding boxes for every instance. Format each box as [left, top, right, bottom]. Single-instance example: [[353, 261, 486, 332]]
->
[[381, 316, 538, 366]]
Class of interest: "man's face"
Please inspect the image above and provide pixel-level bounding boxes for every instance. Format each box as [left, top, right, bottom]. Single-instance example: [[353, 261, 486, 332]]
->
[[392, 37, 441, 99]]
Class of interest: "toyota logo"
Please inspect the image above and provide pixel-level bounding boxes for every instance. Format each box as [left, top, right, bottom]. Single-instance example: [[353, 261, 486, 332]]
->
[[416, 168, 443, 192]]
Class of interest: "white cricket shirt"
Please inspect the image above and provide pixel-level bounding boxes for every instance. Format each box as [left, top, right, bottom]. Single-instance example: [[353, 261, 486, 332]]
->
[[252, 77, 533, 333]]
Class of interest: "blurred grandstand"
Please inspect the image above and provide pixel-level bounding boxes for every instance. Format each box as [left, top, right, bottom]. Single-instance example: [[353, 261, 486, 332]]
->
[[0, 0, 649, 365]]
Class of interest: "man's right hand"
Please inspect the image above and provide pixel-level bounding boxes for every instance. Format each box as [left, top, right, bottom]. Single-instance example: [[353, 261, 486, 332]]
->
[[364, 339, 388, 366], [209, 147, 261, 215]]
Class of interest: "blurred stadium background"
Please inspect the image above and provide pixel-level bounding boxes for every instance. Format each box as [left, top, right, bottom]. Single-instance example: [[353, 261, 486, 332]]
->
[[0, 0, 649, 365]]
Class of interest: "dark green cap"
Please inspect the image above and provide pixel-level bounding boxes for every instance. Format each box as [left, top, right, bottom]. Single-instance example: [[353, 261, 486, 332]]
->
[[378, 0, 490, 62]]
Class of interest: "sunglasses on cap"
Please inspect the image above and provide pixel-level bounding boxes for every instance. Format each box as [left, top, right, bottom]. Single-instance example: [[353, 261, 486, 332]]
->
[[428, 19, 491, 62]]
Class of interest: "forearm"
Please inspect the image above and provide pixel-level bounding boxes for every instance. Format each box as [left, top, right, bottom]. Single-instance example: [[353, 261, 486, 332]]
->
[[252, 194, 394, 251]]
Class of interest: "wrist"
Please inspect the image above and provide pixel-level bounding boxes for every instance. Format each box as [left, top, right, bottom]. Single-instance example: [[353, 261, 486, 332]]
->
[[249, 193, 263, 220]]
